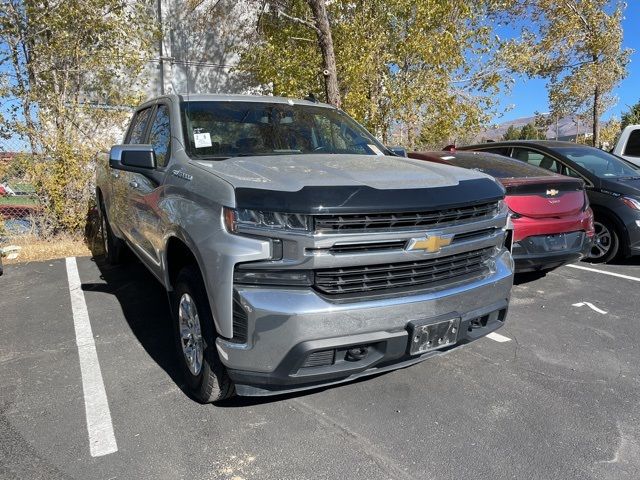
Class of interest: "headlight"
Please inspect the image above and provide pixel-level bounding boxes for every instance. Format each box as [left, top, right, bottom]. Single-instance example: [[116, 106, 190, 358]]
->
[[497, 199, 508, 214], [224, 207, 312, 233], [621, 197, 640, 211]]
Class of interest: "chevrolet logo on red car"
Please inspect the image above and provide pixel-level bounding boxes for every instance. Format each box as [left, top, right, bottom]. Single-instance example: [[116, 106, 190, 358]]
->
[[546, 188, 560, 197]]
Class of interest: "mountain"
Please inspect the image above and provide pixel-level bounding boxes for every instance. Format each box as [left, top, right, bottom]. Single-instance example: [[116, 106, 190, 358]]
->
[[480, 114, 593, 142]]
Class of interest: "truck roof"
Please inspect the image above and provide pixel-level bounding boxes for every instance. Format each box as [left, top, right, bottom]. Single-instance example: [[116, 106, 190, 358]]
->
[[146, 93, 336, 109]]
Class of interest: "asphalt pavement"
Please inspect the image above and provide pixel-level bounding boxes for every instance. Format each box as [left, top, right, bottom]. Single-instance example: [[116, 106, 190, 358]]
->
[[1, 255, 639, 480]]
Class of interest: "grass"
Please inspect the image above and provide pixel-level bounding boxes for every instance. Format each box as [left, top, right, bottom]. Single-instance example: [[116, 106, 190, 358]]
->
[[3, 234, 92, 264], [0, 196, 40, 206]]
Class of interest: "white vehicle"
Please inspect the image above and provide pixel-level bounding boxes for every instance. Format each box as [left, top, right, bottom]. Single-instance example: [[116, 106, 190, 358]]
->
[[613, 125, 640, 168]]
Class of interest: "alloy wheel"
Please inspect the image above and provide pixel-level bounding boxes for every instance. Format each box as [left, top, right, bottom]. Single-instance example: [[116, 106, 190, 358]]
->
[[178, 293, 204, 376], [589, 221, 612, 260]]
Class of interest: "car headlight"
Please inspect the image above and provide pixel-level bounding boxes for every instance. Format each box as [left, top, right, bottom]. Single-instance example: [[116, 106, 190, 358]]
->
[[224, 207, 312, 233], [621, 196, 640, 211]]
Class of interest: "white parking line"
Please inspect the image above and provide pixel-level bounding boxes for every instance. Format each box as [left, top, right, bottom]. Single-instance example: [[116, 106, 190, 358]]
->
[[65, 257, 118, 457], [567, 264, 640, 282], [486, 332, 511, 343]]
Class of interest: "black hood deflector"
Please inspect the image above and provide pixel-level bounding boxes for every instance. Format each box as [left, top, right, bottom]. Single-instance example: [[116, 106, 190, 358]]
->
[[234, 178, 505, 214]]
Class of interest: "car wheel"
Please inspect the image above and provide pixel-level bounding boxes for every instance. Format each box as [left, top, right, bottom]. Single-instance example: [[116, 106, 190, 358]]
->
[[588, 218, 620, 263], [172, 265, 235, 403], [99, 203, 124, 265]]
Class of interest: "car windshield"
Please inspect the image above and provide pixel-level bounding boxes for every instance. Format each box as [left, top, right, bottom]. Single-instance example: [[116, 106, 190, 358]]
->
[[555, 146, 640, 178], [180, 100, 389, 159]]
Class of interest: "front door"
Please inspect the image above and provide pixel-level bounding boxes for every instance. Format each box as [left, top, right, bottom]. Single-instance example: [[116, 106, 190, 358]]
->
[[127, 103, 171, 278]]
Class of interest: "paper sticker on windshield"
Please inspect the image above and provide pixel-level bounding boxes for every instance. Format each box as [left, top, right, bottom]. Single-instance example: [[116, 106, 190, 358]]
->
[[368, 144, 384, 156], [194, 132, 212, 149]]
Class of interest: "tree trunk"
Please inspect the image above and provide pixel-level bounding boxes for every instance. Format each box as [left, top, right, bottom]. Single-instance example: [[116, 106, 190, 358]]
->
[[592, 84, 600, 148], [307, 0, 341, 108]]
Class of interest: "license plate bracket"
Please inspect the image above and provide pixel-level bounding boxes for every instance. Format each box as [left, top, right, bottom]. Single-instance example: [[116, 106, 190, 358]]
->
[[546, 233, 568, 252], [408, 317, 460, 355]]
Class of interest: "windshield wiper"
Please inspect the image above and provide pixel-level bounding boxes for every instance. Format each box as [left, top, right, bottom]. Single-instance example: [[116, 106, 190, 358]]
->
[[194, 155, 231, 161], [233, 151, 302, 157]]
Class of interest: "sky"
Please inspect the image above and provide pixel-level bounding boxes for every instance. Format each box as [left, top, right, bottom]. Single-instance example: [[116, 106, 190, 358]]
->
[[496, 1, 640, 123]]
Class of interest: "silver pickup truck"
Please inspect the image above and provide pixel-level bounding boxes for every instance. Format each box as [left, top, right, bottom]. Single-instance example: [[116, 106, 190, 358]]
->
[[96, 94, 514, 402]]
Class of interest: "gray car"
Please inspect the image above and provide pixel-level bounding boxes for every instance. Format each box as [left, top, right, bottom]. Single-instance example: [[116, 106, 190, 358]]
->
[[96, 94, 514, 402]]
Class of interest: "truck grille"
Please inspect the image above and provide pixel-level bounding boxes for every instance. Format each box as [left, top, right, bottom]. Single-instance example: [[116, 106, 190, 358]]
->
[[314, 202, 499, 232], [314, 247, 494, 295]]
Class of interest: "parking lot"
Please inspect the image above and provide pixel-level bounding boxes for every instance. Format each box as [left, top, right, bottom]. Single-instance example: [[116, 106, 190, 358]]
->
[[1, 256, 639, 480]]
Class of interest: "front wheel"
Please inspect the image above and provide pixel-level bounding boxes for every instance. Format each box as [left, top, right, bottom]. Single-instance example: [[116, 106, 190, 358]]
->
[[172, 265, 235, 403], [588, 218, 620, 264]]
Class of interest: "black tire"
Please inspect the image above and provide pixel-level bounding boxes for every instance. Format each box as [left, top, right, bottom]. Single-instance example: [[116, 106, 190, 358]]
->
[[172, 265, 235, 403], [588, 217, 620, 264], [99, 202, 125, 265]]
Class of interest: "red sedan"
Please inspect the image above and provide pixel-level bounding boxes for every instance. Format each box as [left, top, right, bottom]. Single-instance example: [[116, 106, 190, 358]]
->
[[409, 150, 595, 273]]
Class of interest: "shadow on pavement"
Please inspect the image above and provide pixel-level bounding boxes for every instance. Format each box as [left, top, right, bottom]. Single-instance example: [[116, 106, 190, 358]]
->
[[81, 255, 187, 398], [80, 254, 384, 408], [513, 270, 547, 285]]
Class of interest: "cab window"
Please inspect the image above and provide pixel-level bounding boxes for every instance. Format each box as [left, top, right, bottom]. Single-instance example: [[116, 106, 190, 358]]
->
[[126, 107, 153, 144], [148, 105, 171, 168]]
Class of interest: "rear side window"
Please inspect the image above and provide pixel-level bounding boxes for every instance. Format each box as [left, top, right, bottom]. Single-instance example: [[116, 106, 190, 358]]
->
[[148, 105, 171, 167], [126, 107, 153, 144], [512, 148, 562, 174], [482, 147, 510, 156], [624, 130, 640, 157]]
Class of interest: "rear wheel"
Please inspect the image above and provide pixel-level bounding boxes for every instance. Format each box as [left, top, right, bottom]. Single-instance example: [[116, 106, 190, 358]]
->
[[588, 218, 620, 263], [99, 202, 125, 265], [172, 265, 235, 403]]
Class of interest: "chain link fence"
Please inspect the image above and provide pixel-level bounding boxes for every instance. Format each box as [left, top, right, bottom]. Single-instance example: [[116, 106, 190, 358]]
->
[[0, 140, 47, 242]]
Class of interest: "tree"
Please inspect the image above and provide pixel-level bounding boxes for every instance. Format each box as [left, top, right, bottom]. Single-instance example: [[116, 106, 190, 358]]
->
[[599, 117, 621, 149], [249, 0, 340, 107], [533, 111, 552, 139], [621, 100, 640, 130], [239, 0, 519, 148], [0, 0, 156, 233], [505, 0, 631, 147], [520, 122, 542, 140], [502, 125, 522, 140]]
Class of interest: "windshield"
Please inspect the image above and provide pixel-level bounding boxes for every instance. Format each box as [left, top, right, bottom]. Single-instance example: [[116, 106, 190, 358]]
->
[[555, 146, 640, 178], [180, 100, 389, 159]]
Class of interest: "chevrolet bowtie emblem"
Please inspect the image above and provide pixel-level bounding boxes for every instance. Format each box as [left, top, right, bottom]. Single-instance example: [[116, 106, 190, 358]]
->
[[406, 234, 455, 253], [546, 189, 559, 197]]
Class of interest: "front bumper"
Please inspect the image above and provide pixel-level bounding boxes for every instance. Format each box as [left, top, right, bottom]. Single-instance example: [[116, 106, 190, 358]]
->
[[216, 250, 513, 396], [512, 231, 591, 273]]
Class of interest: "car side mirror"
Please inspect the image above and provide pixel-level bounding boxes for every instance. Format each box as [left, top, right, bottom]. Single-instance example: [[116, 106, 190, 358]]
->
[[109, 144, 156, 172], [387, 146, 408, 157]]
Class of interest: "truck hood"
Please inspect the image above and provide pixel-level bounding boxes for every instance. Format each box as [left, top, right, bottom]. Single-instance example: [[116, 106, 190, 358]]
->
[[194, 154, 506, 214], [194, 154, 489, 191]]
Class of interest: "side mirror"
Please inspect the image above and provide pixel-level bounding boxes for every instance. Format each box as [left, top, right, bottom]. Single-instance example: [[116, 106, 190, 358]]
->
[[387, 146, 408, 157], [109, 144, 156, 172]]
